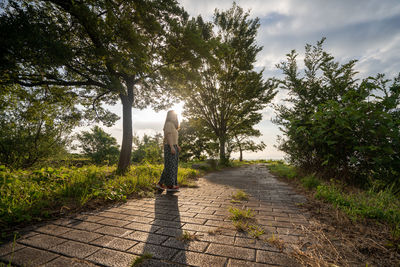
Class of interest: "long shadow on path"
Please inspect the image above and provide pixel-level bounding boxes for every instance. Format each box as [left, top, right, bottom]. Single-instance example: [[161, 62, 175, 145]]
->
[[137, 192, 187, 266]]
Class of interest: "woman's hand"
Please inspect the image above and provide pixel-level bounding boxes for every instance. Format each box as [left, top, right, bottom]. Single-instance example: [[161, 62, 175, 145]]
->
[[170, 145, 176, 155], [178, 145, 181, 153]]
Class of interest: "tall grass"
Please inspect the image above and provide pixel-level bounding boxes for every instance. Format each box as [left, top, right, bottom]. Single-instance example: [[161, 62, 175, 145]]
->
[[266, 161, 400, 238], [0, 163, 199, 230], [267, 160, 297, 179]]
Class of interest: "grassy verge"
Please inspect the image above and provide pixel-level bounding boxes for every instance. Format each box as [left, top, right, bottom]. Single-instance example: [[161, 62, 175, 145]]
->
[[0, 163, 198, 237], [266, 161, 400, 240]]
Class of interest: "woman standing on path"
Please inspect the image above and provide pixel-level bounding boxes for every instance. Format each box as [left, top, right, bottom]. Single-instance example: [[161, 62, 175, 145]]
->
[[157, 110, 181, 192]]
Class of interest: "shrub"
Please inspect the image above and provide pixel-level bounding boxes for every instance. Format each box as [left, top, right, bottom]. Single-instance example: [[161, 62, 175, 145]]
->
[[301, 175, 321, 190], [274, 39, 400, 188], [76, 126, 120, 165], [131, 134, 163, 164]]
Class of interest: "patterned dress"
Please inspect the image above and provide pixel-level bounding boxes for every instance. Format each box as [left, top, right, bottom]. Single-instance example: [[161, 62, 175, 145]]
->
[[159, 144, 179, 186]]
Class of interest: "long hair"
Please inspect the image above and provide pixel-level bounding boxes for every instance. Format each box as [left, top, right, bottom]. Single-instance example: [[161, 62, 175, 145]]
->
[[164, 110, 179, 130]]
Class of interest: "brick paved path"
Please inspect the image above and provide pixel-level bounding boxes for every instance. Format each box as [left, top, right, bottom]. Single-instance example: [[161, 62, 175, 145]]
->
[[0, 164, 310, 267]]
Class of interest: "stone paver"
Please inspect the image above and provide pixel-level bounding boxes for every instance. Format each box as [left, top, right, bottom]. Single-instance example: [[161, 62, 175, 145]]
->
[[0, 164, 309, 266]]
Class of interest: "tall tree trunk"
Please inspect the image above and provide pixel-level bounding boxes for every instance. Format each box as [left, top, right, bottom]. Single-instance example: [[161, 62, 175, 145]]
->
[[219, 136, 227, 165], [239, 145, 243, 162], [117, 88, 133, 174]]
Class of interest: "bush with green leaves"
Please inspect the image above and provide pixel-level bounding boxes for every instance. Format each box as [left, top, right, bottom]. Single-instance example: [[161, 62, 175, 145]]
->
[[274, 39, 400, 188], [131, 134, 163, 164], [76, 126, 120, 165], [0, 85, 81, 168]]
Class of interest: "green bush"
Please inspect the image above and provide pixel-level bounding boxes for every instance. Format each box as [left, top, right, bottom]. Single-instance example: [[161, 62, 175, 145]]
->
[[274, 39, 400, 188], [76, 126, 120, 165], [301, 175, 321, 190], [131, 134, 163, 164]]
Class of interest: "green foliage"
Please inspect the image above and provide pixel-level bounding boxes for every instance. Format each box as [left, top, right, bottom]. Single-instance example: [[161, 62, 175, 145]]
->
[[178, 120, 212, 162], [301, 175, 321, 190], [0, 85, 80, 168], [268, 160, 400, 237], [232, 190, 249, 201], [228, 207, 254, 221], [267, 161, 297, 179], [131, 252, 153, 267], [1, 0, 208, 173], [178, 231, 198, 242], [248, 224, 265, 238], [76, 126, 119, 165], [274, 39, 400, 187], [315, 182, 400, 228], [0, 163, 198, 228], [131, 133, 163, 164], [228, 206, 264, 239], [176, 3, 277, 163]]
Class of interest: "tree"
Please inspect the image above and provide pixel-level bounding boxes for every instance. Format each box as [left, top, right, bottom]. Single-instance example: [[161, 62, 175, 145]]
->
[[228, 127, 266, 161], [179, 119, 215, 161], [76, 126, 119, 165], [0, 0, 207, 173], [131, 133, 163, 163], [274, 39, 400, 187], [0, 84, 81, 168], [177, 4, 276, 164]]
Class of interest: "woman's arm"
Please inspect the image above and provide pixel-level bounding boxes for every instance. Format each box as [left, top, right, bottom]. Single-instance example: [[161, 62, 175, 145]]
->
[[166, 133, 176, 154]]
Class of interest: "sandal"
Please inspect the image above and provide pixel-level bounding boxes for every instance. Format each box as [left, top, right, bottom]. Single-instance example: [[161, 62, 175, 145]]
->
[[167, 186, 180, 192], [156, 183, 166, 190]]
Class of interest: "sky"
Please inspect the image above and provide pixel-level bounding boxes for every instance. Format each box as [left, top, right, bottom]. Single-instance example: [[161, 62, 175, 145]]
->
[[81, 0, 400, 160]]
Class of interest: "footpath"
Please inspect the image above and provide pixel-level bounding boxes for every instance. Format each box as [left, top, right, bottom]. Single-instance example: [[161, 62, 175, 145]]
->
[[0, 164, 310, 267]]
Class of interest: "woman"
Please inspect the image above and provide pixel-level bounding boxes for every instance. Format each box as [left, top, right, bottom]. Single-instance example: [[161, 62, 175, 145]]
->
[[157, 110, 181, 192]]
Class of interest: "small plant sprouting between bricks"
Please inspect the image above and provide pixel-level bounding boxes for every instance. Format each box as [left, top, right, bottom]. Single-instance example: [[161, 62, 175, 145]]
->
[[248, 224, 265, 238], [228, 206, 265, 239], [267, 233, 285, 251], [208, 227, 223, 236], [229, 207, 254, 221], [231, 190, 249, 201], [178, 231, 198, 242], [131, 252, 153, 266]]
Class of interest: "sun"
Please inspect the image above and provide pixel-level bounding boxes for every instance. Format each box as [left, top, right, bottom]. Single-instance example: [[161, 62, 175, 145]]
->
[[171, 102, 185, 121]]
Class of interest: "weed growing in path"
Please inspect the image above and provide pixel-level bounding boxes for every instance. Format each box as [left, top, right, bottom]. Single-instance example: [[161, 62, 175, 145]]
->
[[267, 233, 285, 251], [229, 207, 254, 221], [248, 224, 265, 238], [231, 190, 249, 201], [131, 252, 153, 266], [178, 231, 198, 242], [228, 206, 266, 239]]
